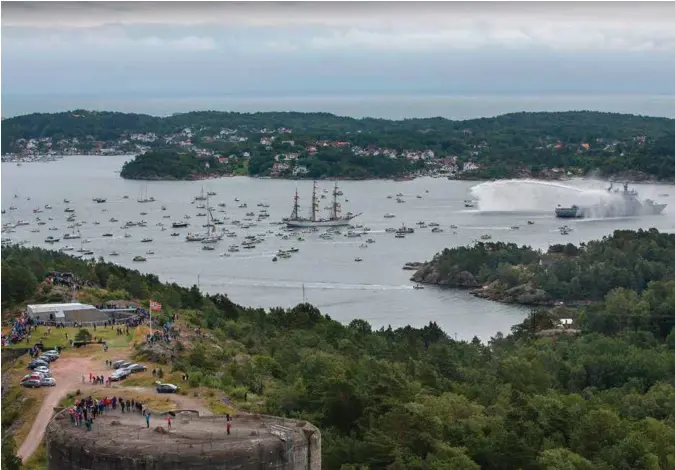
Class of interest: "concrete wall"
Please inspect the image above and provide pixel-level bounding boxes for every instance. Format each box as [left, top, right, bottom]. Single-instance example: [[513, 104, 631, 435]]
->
[[46, 412, 321, 470]]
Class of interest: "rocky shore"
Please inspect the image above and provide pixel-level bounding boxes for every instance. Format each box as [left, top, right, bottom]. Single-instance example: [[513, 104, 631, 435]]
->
[[408, 261, 553, 306]]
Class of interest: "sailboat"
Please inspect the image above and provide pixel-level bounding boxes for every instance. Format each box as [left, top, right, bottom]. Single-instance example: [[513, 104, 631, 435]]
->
[[137, 183, 155, 203], [194, 186, 207, 201], [186, 196, 224, 243], [283, 182, 361, 228]]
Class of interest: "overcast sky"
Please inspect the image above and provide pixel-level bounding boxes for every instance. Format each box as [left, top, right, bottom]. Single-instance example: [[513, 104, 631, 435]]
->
[[2, 2, 675, 107]]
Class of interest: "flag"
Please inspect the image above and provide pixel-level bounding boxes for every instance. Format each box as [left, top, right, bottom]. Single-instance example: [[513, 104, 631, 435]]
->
[[149, 300, 162, 312]]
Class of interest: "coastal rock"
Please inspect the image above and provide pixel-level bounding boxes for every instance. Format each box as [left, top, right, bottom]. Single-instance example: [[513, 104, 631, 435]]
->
[[410, 264, 479, 288], [471, 282, 551, 305]]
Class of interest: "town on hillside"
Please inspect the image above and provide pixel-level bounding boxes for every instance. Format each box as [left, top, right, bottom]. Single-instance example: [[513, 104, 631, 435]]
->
[[2, 111, 671, 181]]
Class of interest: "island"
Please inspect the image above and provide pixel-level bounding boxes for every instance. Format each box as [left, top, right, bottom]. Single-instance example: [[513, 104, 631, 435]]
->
[[3, 109, 675, 181], [3, 239, 675, 469]]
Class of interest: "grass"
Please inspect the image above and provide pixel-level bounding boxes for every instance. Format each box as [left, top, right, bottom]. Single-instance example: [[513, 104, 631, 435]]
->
[[2, 325, 134, 351], [7, 387, 47, 449], [22, 441, 47, 470]]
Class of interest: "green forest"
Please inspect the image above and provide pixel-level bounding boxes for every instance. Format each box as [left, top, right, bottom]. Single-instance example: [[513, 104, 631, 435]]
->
[[3, 234, 675, 470], [119, 149, 238, 180], [4, 110, 675, 180]]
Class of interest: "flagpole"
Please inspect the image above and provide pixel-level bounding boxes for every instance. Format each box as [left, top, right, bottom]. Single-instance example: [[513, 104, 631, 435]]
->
[[149, 302, 152, 336]]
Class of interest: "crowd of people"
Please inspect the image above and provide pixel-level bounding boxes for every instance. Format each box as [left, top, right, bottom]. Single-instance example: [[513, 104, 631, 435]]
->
[[68, 395, 149, 431], [1, 313, 37, 346]]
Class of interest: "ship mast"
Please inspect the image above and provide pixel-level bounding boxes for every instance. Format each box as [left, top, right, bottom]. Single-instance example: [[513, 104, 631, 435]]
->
[[331, 182, 341, 220], [311, 181, 318, 222], [290, 189, 300, 219]]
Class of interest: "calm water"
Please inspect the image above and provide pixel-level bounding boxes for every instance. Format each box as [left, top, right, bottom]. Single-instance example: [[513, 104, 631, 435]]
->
[[3, 94, 675, 120], [3, 156, 675, 340]]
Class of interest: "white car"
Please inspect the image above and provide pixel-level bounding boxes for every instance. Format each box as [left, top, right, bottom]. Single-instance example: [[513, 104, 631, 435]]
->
[[41, 377, 56, 387], [44, 350, 59, 359], [34, 366, 51, 376]]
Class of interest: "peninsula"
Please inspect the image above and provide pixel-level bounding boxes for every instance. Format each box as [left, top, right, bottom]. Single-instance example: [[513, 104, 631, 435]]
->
[[411, 228, 675, 312], [3, 110, 675, 181]]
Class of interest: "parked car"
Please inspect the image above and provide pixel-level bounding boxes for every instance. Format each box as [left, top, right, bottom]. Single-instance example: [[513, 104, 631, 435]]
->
[[119, 362, 133, 369], [111, 368, 131, 381], [33, 366, 52, 377], [156, 382, 179, 393], [22, 379, 42, 388], [43, 350, 59, 359], [127, 364, 147, 373], [111, 360, 125, 369], [38, 355, 56, 363], [21, 373, 44, 383], [27, 360, 49, 370], [41, 377, 56, 387]]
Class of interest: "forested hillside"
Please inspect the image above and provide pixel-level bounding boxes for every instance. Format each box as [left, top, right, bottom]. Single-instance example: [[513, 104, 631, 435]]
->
[[3, 239, 675, 470]]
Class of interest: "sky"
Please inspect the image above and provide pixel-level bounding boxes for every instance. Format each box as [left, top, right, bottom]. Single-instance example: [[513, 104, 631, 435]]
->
[[2, 1, 675, 115]]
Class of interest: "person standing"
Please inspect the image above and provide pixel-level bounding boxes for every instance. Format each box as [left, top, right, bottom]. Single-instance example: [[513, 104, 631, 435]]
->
[[226, 421, 231, 436], [145, 412, 151, 429], [167, 416, 172, 430]]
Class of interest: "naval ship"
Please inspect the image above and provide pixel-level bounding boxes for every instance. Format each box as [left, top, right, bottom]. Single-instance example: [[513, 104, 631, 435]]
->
[[555, 182, 667, 219]]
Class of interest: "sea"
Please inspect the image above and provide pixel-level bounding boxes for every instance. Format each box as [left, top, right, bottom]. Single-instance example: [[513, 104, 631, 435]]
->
[[3, 155, 675, 341], [2, 93, 675, 120]]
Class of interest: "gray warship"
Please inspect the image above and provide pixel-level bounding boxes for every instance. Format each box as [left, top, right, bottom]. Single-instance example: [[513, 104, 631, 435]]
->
[[555, 182, 667, 219]]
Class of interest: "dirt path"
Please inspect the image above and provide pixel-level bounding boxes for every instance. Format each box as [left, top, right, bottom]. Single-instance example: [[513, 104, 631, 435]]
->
[[16, 356, 213, 462], [17, 356, 95, 462]]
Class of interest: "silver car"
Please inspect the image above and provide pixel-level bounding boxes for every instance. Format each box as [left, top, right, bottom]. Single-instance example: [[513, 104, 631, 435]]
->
[[41, 377, 56, 387]]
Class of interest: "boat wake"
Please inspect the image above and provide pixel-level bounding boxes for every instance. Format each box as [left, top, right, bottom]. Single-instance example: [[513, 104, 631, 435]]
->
[[469, 179, 628, 215], [210, 277, 415, 291]]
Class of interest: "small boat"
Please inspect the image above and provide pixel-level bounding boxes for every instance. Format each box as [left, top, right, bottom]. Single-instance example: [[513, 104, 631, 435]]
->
[[480, 234, 492, 240], [44, 204, 53, 209], [395, 233, 405, 238], [133, 256, 146, 262], [431, 227, 444, 233], [102, 233, 113, 237], [272, 256, 278, 262], [140, 212, 148, 216], [44, 236, 59, 243], [110, 218, 119, 223], [450, 224, 458, 229], [354, 257, 363, 262], [124, 233, 131, 238], [93, 197, 106, 203], [141, 238, 153, 243], [202, 245, 215, 251], [510, 226, 520, 230], [170, 233, 180, 237], [109, 251, 119, 256], [146, 250, 155, 255], [64, 208, 75, 213], [63, 199, 70, 203], [161, 205, 167, 211], [384, 213, 396, 218], [207, 191, 216, 196], [413, 284, 424, 290], [527, 220, 535, 225]]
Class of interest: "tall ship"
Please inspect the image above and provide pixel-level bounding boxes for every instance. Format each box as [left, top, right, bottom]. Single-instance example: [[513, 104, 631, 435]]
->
[[555, 182, 667, 219], [283, 182, 361, 228]]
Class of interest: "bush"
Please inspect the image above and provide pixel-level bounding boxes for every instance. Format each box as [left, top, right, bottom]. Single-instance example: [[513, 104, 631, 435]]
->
[[74, 329, 92, 342]]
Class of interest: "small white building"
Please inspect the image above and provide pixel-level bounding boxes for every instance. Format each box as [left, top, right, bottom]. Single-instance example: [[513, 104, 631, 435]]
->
[[26, 303, 108, 323]]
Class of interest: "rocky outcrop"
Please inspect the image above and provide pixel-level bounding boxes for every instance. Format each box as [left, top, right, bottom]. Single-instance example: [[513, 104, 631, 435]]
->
[[471, 282, 552, 305], [410, 263, 479, 288]]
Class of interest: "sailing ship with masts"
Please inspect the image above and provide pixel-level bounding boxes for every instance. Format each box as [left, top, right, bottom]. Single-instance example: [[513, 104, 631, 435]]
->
[[137, 183, 155, 203], [186, 197, 224, 243], [283, 182, 361, 228]]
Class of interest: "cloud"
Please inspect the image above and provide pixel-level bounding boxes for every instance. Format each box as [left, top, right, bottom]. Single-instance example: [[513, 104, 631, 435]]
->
[[3, 2, 675, 53], [2, 27, 217, 53]]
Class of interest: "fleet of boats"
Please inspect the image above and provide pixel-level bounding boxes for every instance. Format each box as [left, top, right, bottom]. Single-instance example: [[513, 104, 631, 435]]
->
[[3, 180, 669, 288]]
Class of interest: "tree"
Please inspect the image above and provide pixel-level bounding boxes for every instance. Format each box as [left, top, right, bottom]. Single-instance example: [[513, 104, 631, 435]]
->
[[75, 329, 92, 342]]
